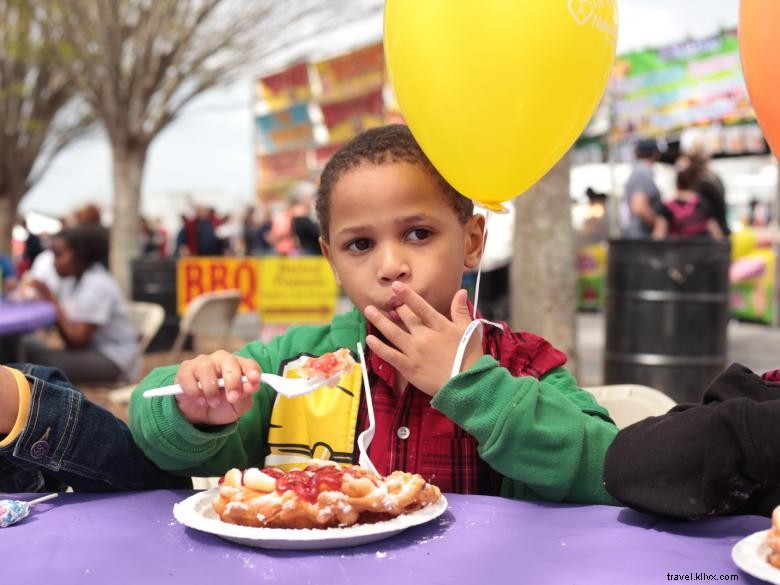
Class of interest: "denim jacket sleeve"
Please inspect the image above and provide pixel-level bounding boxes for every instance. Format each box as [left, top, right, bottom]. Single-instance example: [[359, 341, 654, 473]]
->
[[0, 364, 190, 492]]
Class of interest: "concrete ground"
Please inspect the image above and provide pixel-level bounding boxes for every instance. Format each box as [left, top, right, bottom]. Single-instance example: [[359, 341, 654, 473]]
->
[[576, 311, 780, 387]]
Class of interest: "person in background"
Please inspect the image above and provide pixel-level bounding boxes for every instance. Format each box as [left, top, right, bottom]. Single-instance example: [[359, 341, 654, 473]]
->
[[289, 181, 322, 256], [74, 203, 109, 267], [0, 253, 18, 297], [0, 363, 189, 492], [139, 216, 166, 257], [18, 218, 43, 275], [253, 205, 274, 255], [676, 147, 729, 237], [130, 124, 618, 504], [268, 199, 296, 256], [652, 165, 725, 241], [241, 205, 257, 256], [622, 138, 663, 239], [23, 225, 140, 384], [175, 206, 223, 257], [578, 187, 610, 246]]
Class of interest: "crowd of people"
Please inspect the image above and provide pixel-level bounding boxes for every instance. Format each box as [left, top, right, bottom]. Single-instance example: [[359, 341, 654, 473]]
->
[[621, 139, 729, 242], [173, 183, 322, 259]]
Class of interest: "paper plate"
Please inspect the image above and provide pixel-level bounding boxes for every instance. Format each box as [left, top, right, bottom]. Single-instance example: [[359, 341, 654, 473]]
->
[[732, 529, 780, 584], [173, 488, 448, 550]]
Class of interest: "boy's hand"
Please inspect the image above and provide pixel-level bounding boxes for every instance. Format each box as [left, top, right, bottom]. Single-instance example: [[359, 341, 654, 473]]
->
[[0, 366, 20, 434], [174, 350, 261, 425], [364, 282, 484, 396]]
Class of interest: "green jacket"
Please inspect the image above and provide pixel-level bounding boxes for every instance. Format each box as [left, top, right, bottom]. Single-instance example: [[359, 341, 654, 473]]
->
[[130, 309, 618, 504]]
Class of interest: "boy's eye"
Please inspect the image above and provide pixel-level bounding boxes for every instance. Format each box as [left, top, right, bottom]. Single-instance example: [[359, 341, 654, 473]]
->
[[406, 228, 432, 242], [346, 238, 372, 252]]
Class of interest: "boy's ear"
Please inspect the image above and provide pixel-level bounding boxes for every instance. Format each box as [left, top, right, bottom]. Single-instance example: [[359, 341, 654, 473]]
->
[[463, 213, 486, 270], [319, 237, 342, 285]]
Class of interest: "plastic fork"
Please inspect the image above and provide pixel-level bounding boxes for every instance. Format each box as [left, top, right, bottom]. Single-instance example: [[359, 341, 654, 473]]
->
[[142, 371, 346, 399], [355, 342, 378, 475]]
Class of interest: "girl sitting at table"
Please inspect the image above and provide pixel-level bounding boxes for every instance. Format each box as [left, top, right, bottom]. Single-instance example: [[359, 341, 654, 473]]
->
[[22, 225, 140, 384]]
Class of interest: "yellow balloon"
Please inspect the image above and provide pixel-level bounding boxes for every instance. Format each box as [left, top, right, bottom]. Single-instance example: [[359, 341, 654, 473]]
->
[[384, 0, 618, 209]]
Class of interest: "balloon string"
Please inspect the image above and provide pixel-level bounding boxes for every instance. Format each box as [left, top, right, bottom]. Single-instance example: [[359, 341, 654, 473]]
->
[[471, 210, 490, 320]]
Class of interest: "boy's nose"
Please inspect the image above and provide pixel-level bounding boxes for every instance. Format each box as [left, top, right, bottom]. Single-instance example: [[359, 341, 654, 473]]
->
[[376, 245, 410, 283]]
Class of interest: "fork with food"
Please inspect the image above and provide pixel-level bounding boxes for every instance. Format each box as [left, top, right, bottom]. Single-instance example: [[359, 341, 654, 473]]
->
[[143, 348, 356, 399]]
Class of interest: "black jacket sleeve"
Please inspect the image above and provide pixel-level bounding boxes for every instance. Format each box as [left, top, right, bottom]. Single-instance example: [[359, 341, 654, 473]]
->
[[604, 363, 780, 519]]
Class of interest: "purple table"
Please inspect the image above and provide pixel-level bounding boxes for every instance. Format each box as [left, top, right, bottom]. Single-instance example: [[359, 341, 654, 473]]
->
[[0, 491, 769, 584], [0, 300, 56, 336]]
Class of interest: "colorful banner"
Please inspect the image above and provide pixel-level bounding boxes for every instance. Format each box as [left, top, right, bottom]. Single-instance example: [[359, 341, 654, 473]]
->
[[177, 257, 339, 324], [256, 63, 312, 111], [320, 89, 384, 143], [314, 143, 345, 169], [257, 149, 309, 182], [255, 103, 315, 153], [612, 31, 752, 140], [315, 43, 385, 100]]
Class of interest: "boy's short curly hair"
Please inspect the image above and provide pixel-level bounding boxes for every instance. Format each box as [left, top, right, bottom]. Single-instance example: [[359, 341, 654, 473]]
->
[[316, 124, 474, 241]]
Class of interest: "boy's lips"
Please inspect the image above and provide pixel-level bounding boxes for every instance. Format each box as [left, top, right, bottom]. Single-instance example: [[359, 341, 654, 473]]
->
[[382, 298, 403, 323]]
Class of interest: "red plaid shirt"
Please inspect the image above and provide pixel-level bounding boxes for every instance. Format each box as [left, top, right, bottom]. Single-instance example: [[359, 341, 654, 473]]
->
[[762, 369, 780, 383], [354, 320, 567, 495]]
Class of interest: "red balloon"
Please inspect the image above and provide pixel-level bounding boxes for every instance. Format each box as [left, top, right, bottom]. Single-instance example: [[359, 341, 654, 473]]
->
[[739, 0, 780, 157]]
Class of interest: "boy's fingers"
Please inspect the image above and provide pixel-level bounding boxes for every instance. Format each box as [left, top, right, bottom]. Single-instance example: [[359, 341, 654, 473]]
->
[[450, 289, 472, 326], [236, 356, 262, 383], [194, 359, 222, 406], [364, 305, 409, 348], [395, 303, 424, 331], [365, 334, 407, 371], [391, 281, 442, 327], [176, 361, 203, 401]]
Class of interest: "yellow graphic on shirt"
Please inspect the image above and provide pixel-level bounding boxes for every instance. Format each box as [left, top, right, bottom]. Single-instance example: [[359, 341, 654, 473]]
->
[[265, 355, 362, 471]]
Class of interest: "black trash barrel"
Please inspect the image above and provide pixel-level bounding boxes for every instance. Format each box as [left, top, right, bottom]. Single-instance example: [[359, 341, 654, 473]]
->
[[131, 257, 180, 352], [604, 238, 730, 403]]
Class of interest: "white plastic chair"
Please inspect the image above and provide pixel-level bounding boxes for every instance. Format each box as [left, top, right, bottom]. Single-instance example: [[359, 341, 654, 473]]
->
[[127, 301, 165, 355], [170, 289, 242, 361], [584, 384, 676, 429]]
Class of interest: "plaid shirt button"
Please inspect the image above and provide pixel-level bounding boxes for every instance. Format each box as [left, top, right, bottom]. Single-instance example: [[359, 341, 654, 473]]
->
[[397, 426, 410, 440]]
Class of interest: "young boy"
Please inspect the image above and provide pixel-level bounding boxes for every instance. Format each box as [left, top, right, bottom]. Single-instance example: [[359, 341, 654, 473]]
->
[[130, 124, 618, 504], [0, 363, 188, 491]]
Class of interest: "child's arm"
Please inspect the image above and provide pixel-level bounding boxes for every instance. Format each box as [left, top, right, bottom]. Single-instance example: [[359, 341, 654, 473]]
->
[[130, 342, 278, 476], [1, 364, 188, 491], [364, 282, 617, 504], [432, 362, 618, 504], [0, 366, 24, 437]]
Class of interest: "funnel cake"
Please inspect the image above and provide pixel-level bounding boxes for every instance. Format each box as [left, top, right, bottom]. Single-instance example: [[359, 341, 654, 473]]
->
[[212, 460, 441, 529]]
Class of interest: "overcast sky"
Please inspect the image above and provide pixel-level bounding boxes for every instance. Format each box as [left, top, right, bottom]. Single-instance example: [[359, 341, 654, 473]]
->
[[21, 0, 740, 221]]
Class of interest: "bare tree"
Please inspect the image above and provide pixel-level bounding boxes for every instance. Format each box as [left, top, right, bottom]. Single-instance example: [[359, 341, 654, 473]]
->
[[510, 153, 580, 377], [55, 0, 345, 293], [0, 0, 91, 253]]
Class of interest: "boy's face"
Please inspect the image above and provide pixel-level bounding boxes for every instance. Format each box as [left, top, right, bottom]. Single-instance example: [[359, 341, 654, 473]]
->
[[320, 162, 484, 321]]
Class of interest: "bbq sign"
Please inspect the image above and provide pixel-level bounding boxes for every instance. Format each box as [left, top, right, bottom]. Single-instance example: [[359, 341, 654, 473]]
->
[[177, 257, 339, 324]]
